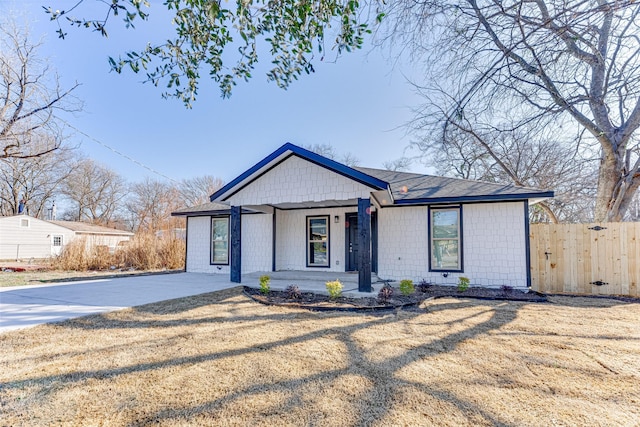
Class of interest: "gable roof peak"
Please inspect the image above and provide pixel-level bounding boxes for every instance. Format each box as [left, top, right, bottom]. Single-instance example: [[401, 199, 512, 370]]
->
[[210, 142, 389, 202]]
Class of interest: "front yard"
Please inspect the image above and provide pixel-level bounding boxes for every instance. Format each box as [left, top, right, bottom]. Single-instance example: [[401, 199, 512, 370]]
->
[[1, 287, 638, 426]]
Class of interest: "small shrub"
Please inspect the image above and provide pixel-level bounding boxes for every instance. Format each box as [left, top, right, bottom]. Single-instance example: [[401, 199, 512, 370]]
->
[[259, 275, 271, 295], [325, 280, 343, 300], [377, 284, 394, 303], [399, 279, 415, 296], [417, 278, 431, 293], [285, 284, 302, 299], [458, 276, 470, 292], [501, 285, 514, 294]]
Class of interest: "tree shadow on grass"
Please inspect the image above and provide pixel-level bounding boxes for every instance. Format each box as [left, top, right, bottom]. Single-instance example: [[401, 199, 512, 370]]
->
[[4, 289, 636, 425]]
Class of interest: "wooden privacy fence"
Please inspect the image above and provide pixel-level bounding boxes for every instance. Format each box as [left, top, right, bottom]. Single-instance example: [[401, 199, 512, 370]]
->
[[530, 223, 640, 297]]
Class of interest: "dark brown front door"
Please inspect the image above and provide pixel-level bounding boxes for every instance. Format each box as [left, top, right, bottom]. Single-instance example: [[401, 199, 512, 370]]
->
[[346, 213, 359, 271]]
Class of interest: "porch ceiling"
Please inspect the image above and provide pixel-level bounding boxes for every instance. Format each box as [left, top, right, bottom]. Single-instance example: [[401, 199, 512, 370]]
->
[[272, 199, 360, 210]]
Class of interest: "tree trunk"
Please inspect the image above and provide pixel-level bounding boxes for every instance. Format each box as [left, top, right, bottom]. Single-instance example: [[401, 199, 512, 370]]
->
[[594, 148, 640, 222]]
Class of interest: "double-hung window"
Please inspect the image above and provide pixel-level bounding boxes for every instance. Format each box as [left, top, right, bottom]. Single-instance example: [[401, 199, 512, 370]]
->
[[211, 217, 229, 265], [429, 206, 462, 272], [307, 216, 329, 267]]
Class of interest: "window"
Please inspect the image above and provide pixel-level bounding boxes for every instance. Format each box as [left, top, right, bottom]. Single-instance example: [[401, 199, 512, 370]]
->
[[307, 216, 329, 267], [52, 235, 63, 247], [430, 207, 462, 271], [211, 217, 229, 265], [20, 218, 29, 228]]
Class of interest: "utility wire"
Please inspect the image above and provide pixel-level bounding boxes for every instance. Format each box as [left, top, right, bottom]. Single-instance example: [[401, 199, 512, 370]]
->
[[65, 123, 179, 184]]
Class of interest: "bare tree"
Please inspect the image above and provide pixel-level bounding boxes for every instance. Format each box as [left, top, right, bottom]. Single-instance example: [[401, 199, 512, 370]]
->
[[387, 0, 640, 221], [61, 158, 127, 225], [304, 143, 361, 167], [0, 147, 77, 217], [383, 157, 413, 172], [0, 20, 80, 159], [126, 178, 183, 232], [421, 124, 597, 223], [178, 175, 224, 207]]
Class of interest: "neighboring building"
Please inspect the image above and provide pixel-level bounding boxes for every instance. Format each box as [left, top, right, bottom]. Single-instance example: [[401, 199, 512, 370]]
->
[[172, 143, 553, 291], [0, 215, 134, 260]]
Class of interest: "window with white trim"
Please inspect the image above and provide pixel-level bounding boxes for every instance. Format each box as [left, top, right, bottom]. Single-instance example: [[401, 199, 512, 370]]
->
[[430, 207, 462, 271], [211, 217, 229, 265], [52, 235, 63, 246], [307, 216, 329, 267]]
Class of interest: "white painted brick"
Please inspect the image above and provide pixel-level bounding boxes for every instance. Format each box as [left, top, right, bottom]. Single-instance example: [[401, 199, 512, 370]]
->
[[242, 214, 272, 273], [276, 207, 355, 272], [186, 216, 229, 274], [377, 202, 528, 289]]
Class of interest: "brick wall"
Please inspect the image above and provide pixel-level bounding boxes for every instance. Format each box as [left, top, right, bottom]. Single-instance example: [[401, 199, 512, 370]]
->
[[377, 202, 527, 288], [186, 201, 528, 288], [186, 216, 228, 274], [275, 206, 356, 272], [186, 214, 273, 274], [242, 213, 272, 273]]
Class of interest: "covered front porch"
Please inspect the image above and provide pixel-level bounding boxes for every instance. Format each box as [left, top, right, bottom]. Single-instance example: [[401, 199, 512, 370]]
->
[[205, 143, 394, 292], [230, 197, 377, 292]]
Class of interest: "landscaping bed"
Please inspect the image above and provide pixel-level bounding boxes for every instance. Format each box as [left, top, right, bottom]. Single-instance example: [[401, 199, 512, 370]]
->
[[244, 284, 547, 311]]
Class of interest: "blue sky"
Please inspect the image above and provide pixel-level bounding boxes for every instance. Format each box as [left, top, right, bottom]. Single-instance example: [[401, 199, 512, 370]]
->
[[4, 1, 428, 184]]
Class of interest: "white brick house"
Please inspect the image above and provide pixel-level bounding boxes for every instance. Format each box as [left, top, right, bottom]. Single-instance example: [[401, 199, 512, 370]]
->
[[173, 143, 553, 291]]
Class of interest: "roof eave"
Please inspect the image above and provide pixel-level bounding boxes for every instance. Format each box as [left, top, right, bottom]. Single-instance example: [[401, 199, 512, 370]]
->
[[172, 208, 253, 217], [392, 191, 555, 205], [74, 231, 134, 236]]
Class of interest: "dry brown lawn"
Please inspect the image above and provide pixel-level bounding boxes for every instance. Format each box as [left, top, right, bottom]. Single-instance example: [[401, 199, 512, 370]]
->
[[1, 287, 639, 426]]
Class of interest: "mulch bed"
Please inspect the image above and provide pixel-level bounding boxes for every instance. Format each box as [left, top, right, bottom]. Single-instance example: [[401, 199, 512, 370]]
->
[[244, 284, 547, 311]]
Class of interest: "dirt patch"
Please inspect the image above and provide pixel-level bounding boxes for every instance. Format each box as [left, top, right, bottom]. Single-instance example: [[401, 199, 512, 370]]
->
[[244, 284, 547, 311]]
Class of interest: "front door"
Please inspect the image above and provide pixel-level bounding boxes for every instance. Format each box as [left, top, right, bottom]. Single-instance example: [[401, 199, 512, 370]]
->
[[345, 213, 359, 271]]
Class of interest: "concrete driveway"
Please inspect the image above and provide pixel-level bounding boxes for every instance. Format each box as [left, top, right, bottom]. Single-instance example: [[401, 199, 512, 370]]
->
[[0, 273, 237, 333]]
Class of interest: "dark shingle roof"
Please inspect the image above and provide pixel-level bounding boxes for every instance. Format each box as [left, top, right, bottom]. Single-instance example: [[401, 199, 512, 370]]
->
[[355, 167, 553, 204], [172, 202, 232, 216]]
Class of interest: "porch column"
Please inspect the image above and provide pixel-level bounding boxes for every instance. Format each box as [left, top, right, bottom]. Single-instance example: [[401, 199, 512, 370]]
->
[[358, 198, 372, 292], [230, 205, 242, 283]]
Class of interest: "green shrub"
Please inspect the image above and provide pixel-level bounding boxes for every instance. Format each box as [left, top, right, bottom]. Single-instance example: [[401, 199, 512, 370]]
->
[[399, 279, 415, 296], [259, 275, 271, 295], [458, 276, 470, 292], [325, 280, 343, 300]]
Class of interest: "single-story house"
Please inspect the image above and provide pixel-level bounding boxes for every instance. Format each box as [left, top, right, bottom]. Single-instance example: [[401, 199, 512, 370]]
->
[[0, 214, 134, 260], [172, 143, 553, 291]]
